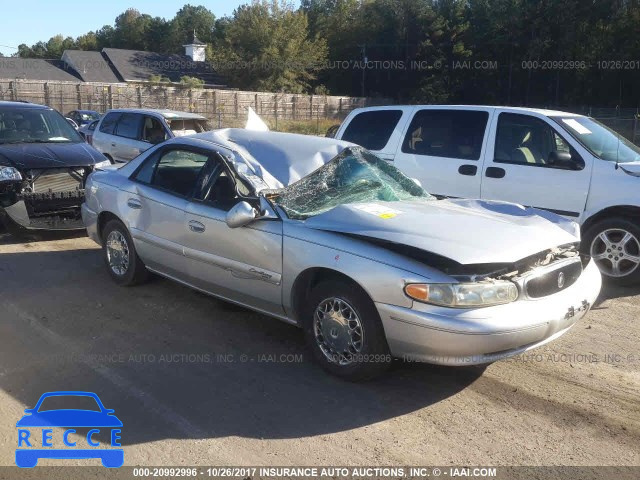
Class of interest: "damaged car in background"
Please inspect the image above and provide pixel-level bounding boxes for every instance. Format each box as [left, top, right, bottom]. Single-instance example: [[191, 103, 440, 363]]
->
[[82, 129, 602, 380], [0, 101, 111, 233]]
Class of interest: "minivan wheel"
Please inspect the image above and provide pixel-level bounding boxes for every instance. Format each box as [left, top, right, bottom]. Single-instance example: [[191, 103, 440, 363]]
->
[[583, 217, 640, 286], [303, 279, 391, 381], [101, 219, 149, 286]]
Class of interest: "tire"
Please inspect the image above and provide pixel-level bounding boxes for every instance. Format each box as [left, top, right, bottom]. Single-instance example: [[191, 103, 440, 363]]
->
[[302, 279, 391, 381], [582, 217, 640, 286], [101, 219, 149, 286]]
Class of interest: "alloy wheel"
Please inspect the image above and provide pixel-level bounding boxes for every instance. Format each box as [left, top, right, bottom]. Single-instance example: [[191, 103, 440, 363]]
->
[[590, 228, 640, 278]]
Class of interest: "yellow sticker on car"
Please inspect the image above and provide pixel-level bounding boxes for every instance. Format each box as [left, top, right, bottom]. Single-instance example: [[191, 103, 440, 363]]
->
[[354, 204, 402, 219]]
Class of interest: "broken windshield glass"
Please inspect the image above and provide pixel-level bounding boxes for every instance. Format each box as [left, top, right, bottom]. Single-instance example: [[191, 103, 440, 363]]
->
[[267, 147, 434, 219]]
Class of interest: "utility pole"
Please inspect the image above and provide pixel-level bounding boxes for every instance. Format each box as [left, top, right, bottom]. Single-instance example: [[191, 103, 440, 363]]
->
[[360, 44, 367, 98]]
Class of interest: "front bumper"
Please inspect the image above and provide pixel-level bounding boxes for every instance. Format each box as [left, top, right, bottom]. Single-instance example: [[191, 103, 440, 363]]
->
[[377, 260, 602, 365], [1, 194, 85, 231], [81, 203, 101, 244]]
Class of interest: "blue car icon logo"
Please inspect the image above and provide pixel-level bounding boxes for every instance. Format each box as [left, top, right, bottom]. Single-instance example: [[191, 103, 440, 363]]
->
[[15, 391, 123, 468]]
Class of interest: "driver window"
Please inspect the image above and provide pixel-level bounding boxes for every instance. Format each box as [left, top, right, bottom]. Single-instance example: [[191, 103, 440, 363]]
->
[[203, 170, 241, 211], [143, 116, 168, 144], [495, 113, 574, 167]]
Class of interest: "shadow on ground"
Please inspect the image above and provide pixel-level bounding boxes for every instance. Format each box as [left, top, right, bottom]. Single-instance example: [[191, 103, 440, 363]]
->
[[0, 246, 484, 445], [594, 281, 640, 307], [0, 229, 88, 246]]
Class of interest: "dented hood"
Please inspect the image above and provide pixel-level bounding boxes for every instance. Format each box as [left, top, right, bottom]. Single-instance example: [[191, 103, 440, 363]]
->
[[301, 199, 580, 265]]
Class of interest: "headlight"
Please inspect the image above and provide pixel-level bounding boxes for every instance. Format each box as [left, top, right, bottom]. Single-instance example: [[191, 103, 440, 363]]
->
[[405, 281, 519, 308], [94, 159, 112, 170], [0, 166, 22, 182]]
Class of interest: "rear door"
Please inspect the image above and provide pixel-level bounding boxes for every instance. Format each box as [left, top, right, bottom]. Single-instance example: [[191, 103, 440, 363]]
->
[[480, 111, 592, 217], [392, 107, 493, 199], [113, 113, 145, 162], [126, 146, 211, 278]]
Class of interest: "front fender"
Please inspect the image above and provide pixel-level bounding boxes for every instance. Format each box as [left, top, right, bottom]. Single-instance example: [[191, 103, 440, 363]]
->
[[282, 223, 452, 319]]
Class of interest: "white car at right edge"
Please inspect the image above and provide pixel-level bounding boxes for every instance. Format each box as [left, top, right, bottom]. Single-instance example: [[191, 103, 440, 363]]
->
[[335, 105, 640, 285]]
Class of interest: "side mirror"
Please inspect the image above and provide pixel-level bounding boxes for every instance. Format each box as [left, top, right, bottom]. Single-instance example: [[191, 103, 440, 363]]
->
[[226, 201, 257, 228], [548, 150, 584, 170], [548, 150, 572, 165]]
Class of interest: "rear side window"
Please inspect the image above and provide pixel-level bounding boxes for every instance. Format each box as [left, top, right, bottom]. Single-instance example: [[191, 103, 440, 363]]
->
[[99, 112, 120, 134], [402, 110, 489, 160], [341, 110, 402, 150], [115, 113, 142, 140]]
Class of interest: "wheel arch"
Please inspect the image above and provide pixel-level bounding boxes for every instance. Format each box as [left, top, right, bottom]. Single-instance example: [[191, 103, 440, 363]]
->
[[289, 267, 370, 325], [582, 205, 640, 234], [97, 211, 123, 242]]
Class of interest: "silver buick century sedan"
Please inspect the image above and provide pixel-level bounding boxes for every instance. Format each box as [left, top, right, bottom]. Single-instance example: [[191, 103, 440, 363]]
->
[[82, 129, 602, 380]]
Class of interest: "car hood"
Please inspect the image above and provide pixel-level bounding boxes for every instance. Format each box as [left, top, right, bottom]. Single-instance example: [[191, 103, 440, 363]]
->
[[301, 198, 580, 265], [16, 410, 123, 427], [0, 142, 105, 169]]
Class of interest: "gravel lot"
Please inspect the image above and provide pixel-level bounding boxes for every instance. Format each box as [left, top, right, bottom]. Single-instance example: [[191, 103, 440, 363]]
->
[[0, 230, 638, 470]]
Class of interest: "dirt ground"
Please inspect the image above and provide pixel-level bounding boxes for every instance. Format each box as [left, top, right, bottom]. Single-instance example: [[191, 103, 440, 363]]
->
[[0, 230, 638, 471]]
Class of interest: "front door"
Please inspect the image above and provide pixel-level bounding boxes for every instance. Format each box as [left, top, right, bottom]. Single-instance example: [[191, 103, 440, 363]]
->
[[114, 113, 145, 162], [480, 112, 592, 218], [182, 157, 284, 317]]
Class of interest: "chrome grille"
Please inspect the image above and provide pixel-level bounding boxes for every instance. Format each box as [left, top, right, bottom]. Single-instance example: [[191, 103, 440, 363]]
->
[[524, 258, 583, 298], [31, 169, 84, 193]]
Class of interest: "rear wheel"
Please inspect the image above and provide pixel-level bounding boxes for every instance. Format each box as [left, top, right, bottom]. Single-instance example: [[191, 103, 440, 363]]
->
[[583, 217, 640, 286], [303, 279, 391, 381], [102, 219, 149, 286]]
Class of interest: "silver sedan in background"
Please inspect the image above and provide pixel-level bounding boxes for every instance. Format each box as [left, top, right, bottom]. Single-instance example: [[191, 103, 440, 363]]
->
[[82, 129, 601, 380]]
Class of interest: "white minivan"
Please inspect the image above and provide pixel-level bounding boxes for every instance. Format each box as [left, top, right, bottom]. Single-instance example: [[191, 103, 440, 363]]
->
[[335, 105, 640, 285]]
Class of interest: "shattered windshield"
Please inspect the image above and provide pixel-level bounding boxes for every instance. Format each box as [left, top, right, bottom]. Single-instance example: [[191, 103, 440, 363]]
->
[[268, 147, 434, 219]]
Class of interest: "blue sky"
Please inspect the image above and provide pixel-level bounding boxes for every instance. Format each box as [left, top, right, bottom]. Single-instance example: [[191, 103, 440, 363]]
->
[[0, 1, 274, 55]]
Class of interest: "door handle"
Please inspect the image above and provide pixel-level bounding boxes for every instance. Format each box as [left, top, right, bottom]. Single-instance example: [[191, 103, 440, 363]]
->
[[458, 164, 477, 176], [188, 220, 206, 233], [485, 167, 506, 179], [127, 199, 142, 209]]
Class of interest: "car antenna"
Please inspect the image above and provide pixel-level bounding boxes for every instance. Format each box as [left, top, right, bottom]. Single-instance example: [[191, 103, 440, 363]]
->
[[615, 132, 621, 170]]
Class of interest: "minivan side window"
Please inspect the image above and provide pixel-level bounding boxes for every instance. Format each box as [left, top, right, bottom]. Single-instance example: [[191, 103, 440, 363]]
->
[[115, 113, 142, 140], [402, 110, 489, 160], [494, 113, 583, 169], [341, 110, 403, 151], [99, 112, 120, 134]]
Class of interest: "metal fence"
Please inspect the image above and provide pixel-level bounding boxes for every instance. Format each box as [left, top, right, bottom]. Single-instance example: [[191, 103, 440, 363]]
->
[[0, 79, 391, 134]]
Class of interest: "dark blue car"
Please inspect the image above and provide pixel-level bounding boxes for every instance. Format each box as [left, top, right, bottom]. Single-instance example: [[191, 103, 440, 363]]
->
[[0, 101, 110, 232], [66, 110, 101, 128], [16, 391, 123, 468]]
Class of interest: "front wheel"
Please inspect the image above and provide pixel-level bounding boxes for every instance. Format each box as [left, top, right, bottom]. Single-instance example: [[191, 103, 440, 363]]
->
[[582, 217, 640, 286], [102, 219, 149, 286], [303, 279, 391, 381]]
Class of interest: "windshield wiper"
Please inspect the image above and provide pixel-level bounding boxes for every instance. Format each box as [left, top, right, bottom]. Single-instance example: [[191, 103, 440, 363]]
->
[[26, 139, 73, 143]]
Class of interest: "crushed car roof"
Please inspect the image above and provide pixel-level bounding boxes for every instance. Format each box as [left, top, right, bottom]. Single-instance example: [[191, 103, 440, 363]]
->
[[190, 128, 355, 189]]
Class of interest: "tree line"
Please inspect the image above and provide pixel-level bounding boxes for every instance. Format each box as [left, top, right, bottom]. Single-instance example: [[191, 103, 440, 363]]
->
[[11, 1, 640, 108]]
